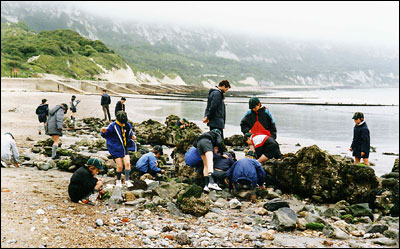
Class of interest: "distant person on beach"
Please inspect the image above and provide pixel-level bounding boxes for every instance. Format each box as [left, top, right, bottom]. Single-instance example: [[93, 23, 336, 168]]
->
[[68, 157, 104, 203], [193, 129, 226, 191], [176, 118, 189, 129], [203, 80, 231, 139], [45, 103, 68, 160], [115, 97, 126, 119], [69, 95, 81, 127], [101, 89, 112, 121], [350, 112, 370, 166], [35, 98, 49, 135], [1, 132, 20, 168], [225, 150, 266, 200], [240, 97, 277, 139], [135, 145, 166, 177], [244, 132, 282, 164], [100, 111, 136, 188]]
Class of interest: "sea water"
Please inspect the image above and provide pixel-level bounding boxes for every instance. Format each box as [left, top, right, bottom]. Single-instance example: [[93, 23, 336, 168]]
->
[[124, 87, 399, 176]]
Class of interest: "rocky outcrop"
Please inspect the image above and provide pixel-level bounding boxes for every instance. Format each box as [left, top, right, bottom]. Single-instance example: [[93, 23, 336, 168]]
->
[[264, 145, 379, 204]]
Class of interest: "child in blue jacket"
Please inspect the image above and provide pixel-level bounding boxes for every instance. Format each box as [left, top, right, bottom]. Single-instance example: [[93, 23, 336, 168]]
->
[[350, 112, 370, 166], [135, 145, 165, 176], [101, 111, 136, 188]]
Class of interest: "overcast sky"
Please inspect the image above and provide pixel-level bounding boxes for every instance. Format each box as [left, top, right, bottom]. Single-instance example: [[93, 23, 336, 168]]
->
[[68, 1, 398, 47]]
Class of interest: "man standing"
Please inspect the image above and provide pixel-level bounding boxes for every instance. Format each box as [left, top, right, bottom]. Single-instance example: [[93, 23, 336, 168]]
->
[[101, 89, 111, 121], [115, 97, 126, 119], [203, 80, 231, 139]]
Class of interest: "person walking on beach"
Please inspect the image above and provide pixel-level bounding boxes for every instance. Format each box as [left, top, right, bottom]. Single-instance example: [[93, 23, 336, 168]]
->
[[101, 89, 112, 121], [100, 111, 136, 188], [203, 80, 231, 139], [244, 132, 282, 164], [135, 145, 166, 177], [240, 97, 277, 139], [115, 97, 126, 119], [69, 95, 81, 127], [194, 129, 226, 191], [1, 132, 20, 168], [350, 112, 370, 166], [68, 158, 104, 203], [35, 98, 49, 135], [45, 103, 68, 160]]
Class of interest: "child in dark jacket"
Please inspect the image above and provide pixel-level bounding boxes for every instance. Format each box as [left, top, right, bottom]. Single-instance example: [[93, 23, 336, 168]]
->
[[68, 158, 103, 203], [35, 98, 49, 135], [350, 112, 370, 166], [101, 111, 136, 188]]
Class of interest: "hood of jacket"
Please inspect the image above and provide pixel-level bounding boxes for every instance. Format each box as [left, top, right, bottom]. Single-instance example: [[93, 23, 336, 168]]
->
[[49, 105, 64, 116], [209, 87, 224, 99]]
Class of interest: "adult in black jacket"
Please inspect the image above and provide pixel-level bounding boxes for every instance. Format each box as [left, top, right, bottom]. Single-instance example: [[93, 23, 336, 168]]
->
[[68, 158, 104, 203], [240, 97, 277, 139], [101, 89, 112, 121], [194, 129, 226, 192], [203, 80, 231, 138], [35, 98, 49, 135], [115, 97, 126, 119], [350, 112, 370, 166]]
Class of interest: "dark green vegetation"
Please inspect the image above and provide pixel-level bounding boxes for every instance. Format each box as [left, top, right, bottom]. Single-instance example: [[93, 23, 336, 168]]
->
[[1, 22, 126, 79]]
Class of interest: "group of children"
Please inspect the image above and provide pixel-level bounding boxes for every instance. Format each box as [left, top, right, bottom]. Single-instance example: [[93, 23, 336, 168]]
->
[[31, 94, 370, 204]]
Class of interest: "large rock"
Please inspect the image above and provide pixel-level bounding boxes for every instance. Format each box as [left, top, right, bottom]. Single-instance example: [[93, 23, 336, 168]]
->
[[264, 198, 290, 211], [178, 194, 211, 217], [224, 134, 245, 147], [349, 203, 374, 221], [271, 207, 297, 231], [263, 145, 379, 204]]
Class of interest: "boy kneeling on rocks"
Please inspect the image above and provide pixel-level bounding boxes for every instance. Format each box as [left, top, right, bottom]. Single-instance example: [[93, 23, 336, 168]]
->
[[68, 158, 104, 203], [135, 145, 165, 177]]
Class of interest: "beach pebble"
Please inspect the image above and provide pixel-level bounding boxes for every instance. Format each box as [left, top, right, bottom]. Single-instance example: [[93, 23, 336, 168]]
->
[[36, 209, 45, 215]]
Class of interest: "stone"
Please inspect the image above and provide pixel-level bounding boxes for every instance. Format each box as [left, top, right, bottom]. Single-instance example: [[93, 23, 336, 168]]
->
[[229, 198, 241, 209], [178, 195, 210, 217], [322, 223, 349, 240], [125, 198, 147, 206], [166, 202, 184, 217], [108, 185, 123, 205], [322, 207, 340, 218], [296, 218, 307, 230], [144, 179, 159, 190], [208, 226, 228, 237], [264, 198, 290, 211], [260, 230, 275, 240], [271, 207, 297, 231], [125, 191, 136, 202], [175, 233, 191, 245], [383, 229, 399, 240], [36, 209, 45, 215], [369, 238, 397, 246], [96, 219, 103, 226], [255, 207, 268, 215], [366, 224, 388, 234], [143, 229, 160, 238], [349, 203, 374, 221], [214, 198, 229, 209]]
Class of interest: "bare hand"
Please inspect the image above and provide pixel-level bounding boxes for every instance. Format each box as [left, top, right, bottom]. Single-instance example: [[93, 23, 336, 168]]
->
[[222, 154, 229, 159], [361, 152, 365, 157], [161, 170, 165, 174], [100, 127, 107, 133], [349, 148, 353, 152], [203, 117, 209, 124], [132, 135, 136, 141], [14, 162, 19, 168]]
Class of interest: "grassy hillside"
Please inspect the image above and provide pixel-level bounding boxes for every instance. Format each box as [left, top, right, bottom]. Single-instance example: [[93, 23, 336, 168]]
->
[[1, 22, 127, 79]]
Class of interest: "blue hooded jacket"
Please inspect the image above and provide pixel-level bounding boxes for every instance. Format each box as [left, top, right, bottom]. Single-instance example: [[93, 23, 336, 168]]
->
[[101, 121, 135, 158], [226, 158, 266, 189], [185, 146, 203, 168]]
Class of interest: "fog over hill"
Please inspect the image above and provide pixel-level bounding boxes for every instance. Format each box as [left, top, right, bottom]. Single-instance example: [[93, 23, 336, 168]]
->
[[1, 1, 398, 87]]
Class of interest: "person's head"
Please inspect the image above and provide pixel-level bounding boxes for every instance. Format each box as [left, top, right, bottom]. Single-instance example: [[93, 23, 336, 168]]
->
[[116, 111, 128, 124], [237, 179, 252, 190], [249, 97, 261, 111], [211, 129, 222, 137], [218, 80, 231, 93], [121, 97, 126, 104], [86, 157, 104, 175], [228, 150, 237, 161], [244, 132, 252, 145], [352, 112, 364, 125], [4, 132, 14, 140], [71, 95, 76, 101], [153, 145, 163, 158], [41, 98, 47, 104], [245, 150, 257, 159], [102, 89, 106, 93], [61, 103, 68, 114]]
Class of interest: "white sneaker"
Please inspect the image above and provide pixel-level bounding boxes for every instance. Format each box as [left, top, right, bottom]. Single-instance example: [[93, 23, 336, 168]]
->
[[125, 181, 133, 188], [208, 183, 222, 191], [203, 185, 210, 192], [116, 180, 122, 188]]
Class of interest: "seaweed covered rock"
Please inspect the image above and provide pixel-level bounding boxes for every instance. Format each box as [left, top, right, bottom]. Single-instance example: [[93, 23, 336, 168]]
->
[[224, 134, 245, 147], [264, 145, 379, 204]]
